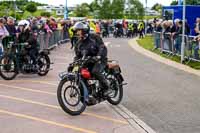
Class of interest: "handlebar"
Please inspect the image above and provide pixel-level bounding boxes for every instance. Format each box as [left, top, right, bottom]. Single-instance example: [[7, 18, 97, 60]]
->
[[72, 56, 101, 66]]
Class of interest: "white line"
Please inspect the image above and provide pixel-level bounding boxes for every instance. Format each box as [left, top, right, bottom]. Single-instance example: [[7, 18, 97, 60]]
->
[[0, 84, 56, 96], [105, 42, 111, 46], [0, 109, 96, 133]]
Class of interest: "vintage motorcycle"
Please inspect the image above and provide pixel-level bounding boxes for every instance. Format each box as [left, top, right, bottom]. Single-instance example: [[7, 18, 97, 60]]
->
[[0, 42, 51, 80], [57, 53, 126, 116]]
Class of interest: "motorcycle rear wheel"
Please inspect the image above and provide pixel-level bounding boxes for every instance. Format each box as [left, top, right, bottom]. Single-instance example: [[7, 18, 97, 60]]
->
[[37, 54, 50, 76], [107, 75, 123, 105]]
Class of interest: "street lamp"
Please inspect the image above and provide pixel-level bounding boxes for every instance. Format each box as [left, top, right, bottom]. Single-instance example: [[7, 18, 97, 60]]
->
[[64, 0, 68, 19], [145, 0, 147, 34], [181, 0, 186, 63]]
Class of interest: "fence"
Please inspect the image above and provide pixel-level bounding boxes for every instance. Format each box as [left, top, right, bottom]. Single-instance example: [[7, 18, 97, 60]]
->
[[0, 30, 70, 55], [37, 30, 69, 50], [153, 32, 200, 63]]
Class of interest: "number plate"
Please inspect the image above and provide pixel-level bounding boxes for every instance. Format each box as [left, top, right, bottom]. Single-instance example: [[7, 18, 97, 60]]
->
[[72, 66, 79, 72]]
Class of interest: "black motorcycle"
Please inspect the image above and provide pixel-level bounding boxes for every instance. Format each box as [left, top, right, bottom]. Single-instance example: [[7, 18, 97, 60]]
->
[[126, 29, 133, 38], [102, 28, 109, 38], [57, 55, 126, 116], [113, 28, 123, 38], [0, 42, 51, 80]]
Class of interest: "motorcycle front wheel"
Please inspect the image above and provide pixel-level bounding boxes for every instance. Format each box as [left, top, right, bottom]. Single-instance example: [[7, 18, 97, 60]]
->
[[0, 55, 18, 80], [57, 78, 86, 116]]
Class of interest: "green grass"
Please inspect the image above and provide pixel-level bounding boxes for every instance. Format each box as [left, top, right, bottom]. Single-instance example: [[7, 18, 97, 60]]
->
[[144, 15, 161, 20], [33, 10, 44, 16], [137, 36, 200, 70]]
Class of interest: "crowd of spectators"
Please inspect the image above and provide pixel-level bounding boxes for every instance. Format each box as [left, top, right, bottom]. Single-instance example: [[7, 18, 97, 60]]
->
[[0, 16, 75, 54], [153, 17, 200, 60]]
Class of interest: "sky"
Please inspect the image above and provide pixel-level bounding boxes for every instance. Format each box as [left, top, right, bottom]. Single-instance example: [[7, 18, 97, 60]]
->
[[33, 0, 173, 7]]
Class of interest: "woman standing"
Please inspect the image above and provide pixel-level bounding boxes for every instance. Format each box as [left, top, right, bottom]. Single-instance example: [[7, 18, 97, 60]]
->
[[0, 18, 9, 56]]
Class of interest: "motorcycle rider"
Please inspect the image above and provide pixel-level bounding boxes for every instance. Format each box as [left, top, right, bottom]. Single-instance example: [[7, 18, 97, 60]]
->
[[73, 21, 112, 97], [17, 21, 38, 70], [127, 22, 134, 37]]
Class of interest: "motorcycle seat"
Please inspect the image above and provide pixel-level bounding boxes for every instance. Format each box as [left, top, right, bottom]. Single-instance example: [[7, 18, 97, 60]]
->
[[107, 61, 119, 69]]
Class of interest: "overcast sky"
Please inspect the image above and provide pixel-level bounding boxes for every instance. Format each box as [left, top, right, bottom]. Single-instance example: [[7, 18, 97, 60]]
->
[[32, 0, 173, 7]]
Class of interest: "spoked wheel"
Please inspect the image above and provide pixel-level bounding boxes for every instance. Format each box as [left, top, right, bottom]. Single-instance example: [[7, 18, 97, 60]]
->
[[0, 55, 18, 80], [57, 78, 86, 116], [37, 54, 50, 76], [107, 75, 123, 105]]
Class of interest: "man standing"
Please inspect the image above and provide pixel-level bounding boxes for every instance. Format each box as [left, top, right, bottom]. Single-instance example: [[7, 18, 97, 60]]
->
[[194, 18, 200, 59], [5, 17, 17, 37]]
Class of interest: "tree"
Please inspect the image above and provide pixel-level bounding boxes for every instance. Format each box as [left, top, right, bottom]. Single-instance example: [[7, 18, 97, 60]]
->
[[126, 0, 144, 19], [25, 3, 37, 13], [10, 11, 22, 20], [73, 3, 90, 17], [151, 3, 162, 11], [111, 0, 125, 19], [170, 0, 178, 5], [98, 0, 112, 19], [170, 0, 200, 5], [186, 0, 200, 5], [90, 0, 101, 12]]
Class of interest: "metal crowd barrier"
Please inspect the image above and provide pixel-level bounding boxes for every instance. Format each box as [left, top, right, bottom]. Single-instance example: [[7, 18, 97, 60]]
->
[[0, 30, 69, 57], [153, 31, 200, 63], [37, 29, 69, 50], [185, 36, 200, 63], [153, 31, 162, 49]]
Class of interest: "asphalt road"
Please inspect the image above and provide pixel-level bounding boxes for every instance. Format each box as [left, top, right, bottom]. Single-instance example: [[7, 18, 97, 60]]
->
[[1, 36, 200, 133], [104, 37, 200, 133], [0, 44, 133, 133]]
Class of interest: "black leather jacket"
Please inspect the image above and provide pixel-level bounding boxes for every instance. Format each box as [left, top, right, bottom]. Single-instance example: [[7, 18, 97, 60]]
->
[[74, 34, 107, 60]]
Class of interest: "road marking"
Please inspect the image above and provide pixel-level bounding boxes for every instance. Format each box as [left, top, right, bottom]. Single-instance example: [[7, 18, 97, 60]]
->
[[115, 44, 121, 47], [0, 80, 57, 86], [83, 112, 128, 124], [0, 94, 128, 124], [0, 84, 56, 96], [0, 94, 59, 109], [105, 42, 111, 46], [0, 109, 96, 133]]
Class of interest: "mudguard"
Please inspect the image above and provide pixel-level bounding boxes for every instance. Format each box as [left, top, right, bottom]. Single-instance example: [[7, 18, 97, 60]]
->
[[59, 72, 76, 81], [39, 49, 49, 55], [116, 74, 124, 82], [59, 72, 89, 102]]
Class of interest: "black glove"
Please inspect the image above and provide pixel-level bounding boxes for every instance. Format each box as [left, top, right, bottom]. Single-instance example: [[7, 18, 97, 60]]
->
[[92, 56, 101, 61]]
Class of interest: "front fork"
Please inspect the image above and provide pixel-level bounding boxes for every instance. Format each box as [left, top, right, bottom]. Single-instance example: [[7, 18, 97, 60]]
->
[[79, 80, 89, 103]]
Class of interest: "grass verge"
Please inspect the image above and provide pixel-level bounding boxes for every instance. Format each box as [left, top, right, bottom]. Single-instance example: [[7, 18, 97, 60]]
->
[[136, 36, 200, 70]]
